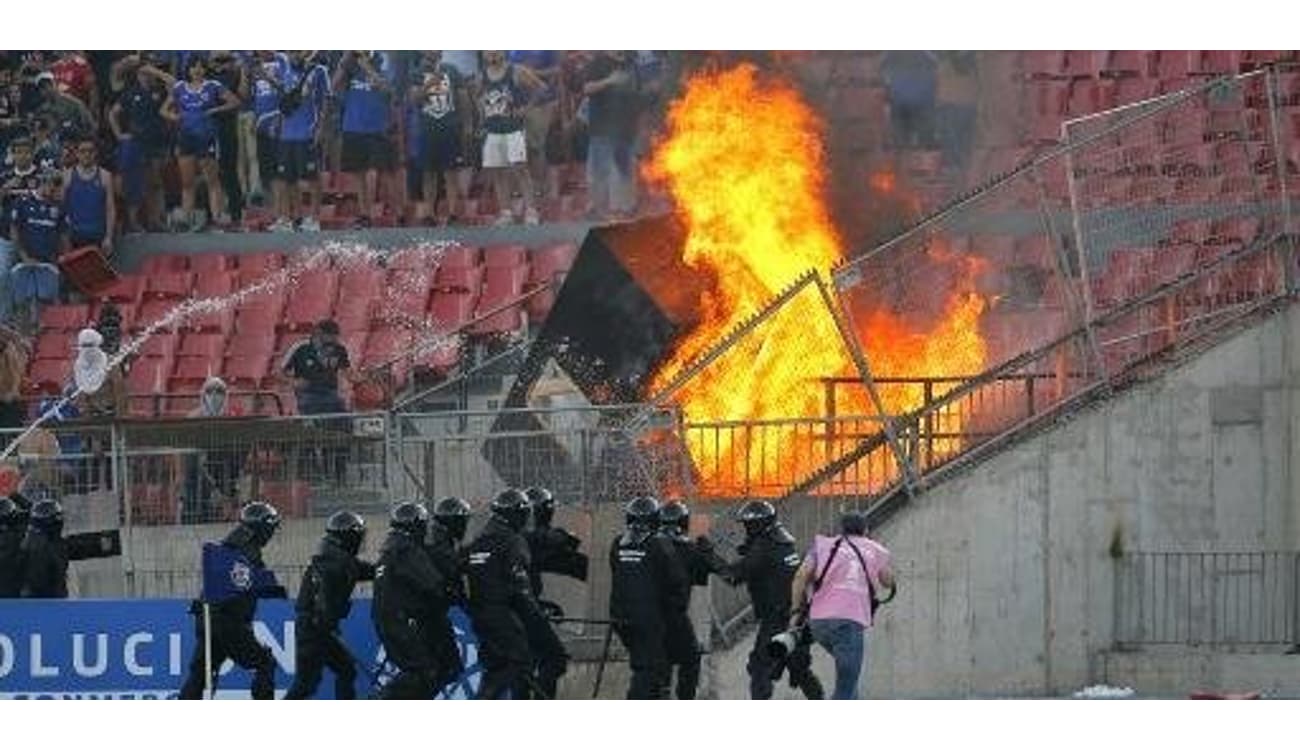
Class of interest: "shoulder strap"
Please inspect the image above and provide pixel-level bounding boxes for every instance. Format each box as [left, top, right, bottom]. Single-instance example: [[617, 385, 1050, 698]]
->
[[811, 536, 844, 593]]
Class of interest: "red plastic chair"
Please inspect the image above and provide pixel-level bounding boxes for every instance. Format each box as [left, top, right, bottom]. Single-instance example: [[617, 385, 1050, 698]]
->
[[223, 353, 272, 388], [40, 303, 92, 332], [140, 254, 189, 275], [34, 331, 74, 360], [429, 291, 477, 331], [281, 270, 339, 333], [26, 358, 69, 394], [1153, 51, 1195, 80], [133, 299, 184, 333], [235, 305, 283, 339], [189, 253, 234, 276], [101, 276, 145, 305], [180, 307, 235, 334], [482, 244, 529, 268], [127, 358, 174, 394], [194, 271, 236, 300], [144, 272, 194, 300], [228, 334, 277, 362], [179, 332, 226, 360], [438, 244, 482, 269], [435, 264, 484, 294], [169, 356, 217, 391]]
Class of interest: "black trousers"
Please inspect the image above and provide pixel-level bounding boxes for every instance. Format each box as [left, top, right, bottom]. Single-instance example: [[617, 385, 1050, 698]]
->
[[519, 607, 568, 698], [284, 622, 357, 699], [375, 614, 437, 700], [215, 114, 243, 222], [617, 622, 670, 699], [747, 620, 823, 700], [472, 606, 532, 699], [664, 610, 701, 700], [179, 610, 275, 699]]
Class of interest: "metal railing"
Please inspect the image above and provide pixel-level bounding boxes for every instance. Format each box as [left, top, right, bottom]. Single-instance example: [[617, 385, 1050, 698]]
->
[[1115, 551, 1300, 647]]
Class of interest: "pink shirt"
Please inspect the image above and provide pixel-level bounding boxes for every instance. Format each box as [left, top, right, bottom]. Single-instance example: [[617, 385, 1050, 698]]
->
[[806, 534, 892, 627]]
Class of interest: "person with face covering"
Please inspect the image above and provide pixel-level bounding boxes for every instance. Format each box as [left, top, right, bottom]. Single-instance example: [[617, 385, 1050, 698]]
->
[[181, 377, 244, 524]]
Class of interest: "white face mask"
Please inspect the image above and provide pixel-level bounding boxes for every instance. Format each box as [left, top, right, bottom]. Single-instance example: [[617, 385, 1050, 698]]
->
[[200, 389, 227, 416]]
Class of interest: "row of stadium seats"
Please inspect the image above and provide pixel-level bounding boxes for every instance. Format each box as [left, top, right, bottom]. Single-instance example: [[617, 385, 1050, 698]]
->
[[25, 243, 580, 406], [1016, 51, 1299, 82]]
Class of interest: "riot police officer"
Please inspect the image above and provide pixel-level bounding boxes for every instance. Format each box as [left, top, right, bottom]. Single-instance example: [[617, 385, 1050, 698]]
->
[[608, 495, 689, 699], [424, 496, 473, 687], [20, 499, 69, 598], [179, 501, 285, 699], [657, 500, 727, 700], [285, 511, 376, 699], [0, 495, 31, 597], [464, 488, 547, 699], [519, 486, 579, 698], [722, 500, 824, 700], [372, 502, 454, 699]]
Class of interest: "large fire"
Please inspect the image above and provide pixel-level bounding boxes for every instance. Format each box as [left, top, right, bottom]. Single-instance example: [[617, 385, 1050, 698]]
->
[[644, 64, 987, 496]]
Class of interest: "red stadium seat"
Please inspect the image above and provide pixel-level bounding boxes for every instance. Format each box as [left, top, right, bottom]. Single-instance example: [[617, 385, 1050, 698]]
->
[[34, 331, 74, 360], [189, 253, 234, 276], [235, 305, 282, 339], [435, 264, 484, 294], [1195, 50, 1241, 76], [134, 298, 184, 333], [364, 327, 414, 368], [194, 271, 236, 300], [429, 291, 477, 331], [101, 276, 145, 305], [483, 244, 529, 268], [1020, 51, 1070, 79], [26, 358, 69, 394], [140, 254, 189, 275], [338, 267, 385, 300], [168, 356, 218, 391], [179, 332, 226, 360], [238, 252, 286, 274], [229, 334, 276, 362], [40, 303, 91, 332], [438, 244, 482, 269], [1096, 50, 1150, 79], [179, 307, 235, 334], [281, 270, 339, 333], [1153, 51, 1195, 80], [223, 353, 272, 388], [144, 272, 194, 300], [128, 358, 174, 394]]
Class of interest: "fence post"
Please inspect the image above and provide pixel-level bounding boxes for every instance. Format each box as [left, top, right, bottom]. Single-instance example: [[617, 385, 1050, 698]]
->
[[113, 421, 135, 597], [1025, 374, 1036, 417], [1264, 66, 1296, 293], [922, 380, 935, 469]]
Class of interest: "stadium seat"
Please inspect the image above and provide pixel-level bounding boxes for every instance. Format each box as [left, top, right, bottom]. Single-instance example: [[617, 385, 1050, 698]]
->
[[101, 276, 145, 305], [1020, 51, 1070, 79], [168, 356, 217, 392], [438, 244, 482, 270], [435, 264, 484, 294], [144, 272, 194, 300], [34, 331, 73, 360], [128, 358, 174, 394], [1111, 77, 1156, 107], [238, 252, 286, 274], [1195, 50, 1241, 77], [387, 246, 439, 271], [363, 327, 414, 369], [337, 267, 385, 300], [180, 307, 235, 335], [429, 290, 477, 330], [229, 334, 277, 363], [471, 267, 530, 336], [1150, 245, 1197, 282], [140, 254, 189, 275], [194, 271, 236, 300], [235, 304, 283, 339], [334, 300, 372, 336], [26, 358, 68, 394], [1165, 218, 1211, 245], [1153, 51, 1195, 80], [189, 253, 234, 276], [40, 303, 90, 332], [281, 270, 339, 333], [179, 332, 226, 360], [483, 244, 529, 269], [223, 353, 273, 388], [1096, 50, 1150, 79], [134, 298, 183, 333]]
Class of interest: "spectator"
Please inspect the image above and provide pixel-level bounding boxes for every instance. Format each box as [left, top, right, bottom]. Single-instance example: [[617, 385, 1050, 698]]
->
[[935, 52, 978, 171], [28, 118, 62, 172], [477, 50, 546, 226], [158, 56, 241, 232], [181, 376, 245, 523], [8, 171, 65, 332], [274, 51, 330, 233], [282, 318, 351, 415], [240, 51, 283, 209], [509, 51, 562, 203], [788, 511, 895, 700], [582, 51, 640, 221], [332, 51, 395, 228], [108, 56, 169, 232], [207, 52, 247, 226], [0, 325, 29, 432], [0, 67, 21, 154], [0, 136, 49, 319], [62, 137, 116, 253], [32, 72, 95, 147], [880, 51, 939, 149], [409, 51, 471, 225], [50, 52, 99, 117]]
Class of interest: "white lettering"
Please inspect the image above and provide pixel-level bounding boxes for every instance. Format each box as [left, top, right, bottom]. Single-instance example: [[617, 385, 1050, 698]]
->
[[72, 634, 108, 677], [125, 633, 153, 677], [254, 620, 294, 674], [0, 634, 13, 678], [169, 633, 182, 677], [30, 635, 57, 677]]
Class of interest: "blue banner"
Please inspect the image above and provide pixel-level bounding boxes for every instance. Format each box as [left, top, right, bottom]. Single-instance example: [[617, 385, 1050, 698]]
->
[[0, 599, 480, 699]]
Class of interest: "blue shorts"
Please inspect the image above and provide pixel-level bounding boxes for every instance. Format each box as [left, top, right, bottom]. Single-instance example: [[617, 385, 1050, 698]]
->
[[11, 264, 60, 304]]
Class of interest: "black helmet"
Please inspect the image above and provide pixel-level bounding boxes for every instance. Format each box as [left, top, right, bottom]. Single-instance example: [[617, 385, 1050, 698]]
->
[[0, 497, 24, 530], [490, 488, 531, 532], [624, 495, 660, 532], [239, 501, 281, 545], [526, 486, 555, 528], [658, 500, 690, 535], [390, 501, 430, 538], [432, 496, 472, 542], [29, 499, 64, 536], [736, 500, 776, 538], [325, 511, 366, 556]]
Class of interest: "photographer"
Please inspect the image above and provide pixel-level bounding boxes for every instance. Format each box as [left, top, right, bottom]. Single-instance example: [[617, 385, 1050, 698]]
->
[[788, 511, 895, 700]]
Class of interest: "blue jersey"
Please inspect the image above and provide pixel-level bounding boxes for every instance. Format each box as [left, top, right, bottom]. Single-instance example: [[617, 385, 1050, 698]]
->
[[250, 56, 285, 136], [341, 52, 393, 135], [11, 195, 64, 263], [279, 61, 330, 143], [508, 51, 557, 103], [64, 167, 108, 239], [172, 79, 226, 138]]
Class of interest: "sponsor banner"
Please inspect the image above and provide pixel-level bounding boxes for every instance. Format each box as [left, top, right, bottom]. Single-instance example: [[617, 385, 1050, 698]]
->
[[0, 599, 479, 699]]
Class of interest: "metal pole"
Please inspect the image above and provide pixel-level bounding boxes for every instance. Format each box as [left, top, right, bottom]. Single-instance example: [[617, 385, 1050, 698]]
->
[[1263, 66, 1296, 293], [203, 602, 213, 699], [591, 622, 615, 700]]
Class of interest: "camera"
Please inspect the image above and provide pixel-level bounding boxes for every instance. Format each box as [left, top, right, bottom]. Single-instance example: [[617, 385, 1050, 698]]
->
[[766, 619, 812, 679]]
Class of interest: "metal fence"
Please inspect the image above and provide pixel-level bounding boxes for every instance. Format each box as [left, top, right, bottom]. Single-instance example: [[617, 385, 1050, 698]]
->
[[1115, 551, 1300, 647]]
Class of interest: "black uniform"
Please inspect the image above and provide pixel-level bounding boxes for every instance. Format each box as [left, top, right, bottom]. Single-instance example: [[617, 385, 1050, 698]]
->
[[284, 537, 376, 699], [521, 523, 585, 698], [464, 516, 545, 699], [725, 523, 824, 700], [608, 530, 689, 699], [18, 527, 67, 598], [0, 524, 27, 598], [178, 526, 283, 699], [423, 523, 467, 691], [372, 530, 452, 699], [659, 531, 727, 700]]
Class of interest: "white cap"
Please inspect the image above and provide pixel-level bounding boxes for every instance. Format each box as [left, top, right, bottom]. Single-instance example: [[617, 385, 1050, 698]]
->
[[76, 328, 103, 348], [202, 376, 228, 392]]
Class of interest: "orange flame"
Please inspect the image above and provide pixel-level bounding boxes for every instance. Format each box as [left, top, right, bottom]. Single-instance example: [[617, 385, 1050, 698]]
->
[[645, 64, 988, 496]]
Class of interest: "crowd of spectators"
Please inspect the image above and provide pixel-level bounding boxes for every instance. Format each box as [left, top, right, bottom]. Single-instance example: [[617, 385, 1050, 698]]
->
[[0, 50, 666, 240]]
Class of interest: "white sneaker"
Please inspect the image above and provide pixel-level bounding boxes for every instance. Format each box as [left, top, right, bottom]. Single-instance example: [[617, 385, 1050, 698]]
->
[[268, 217, 295, 233], [299, 216, 321, 233], [524, 208, 540, 226]]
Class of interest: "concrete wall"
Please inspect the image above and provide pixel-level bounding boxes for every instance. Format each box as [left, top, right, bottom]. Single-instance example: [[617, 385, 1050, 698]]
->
[[822, 303, 1300, 697]]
